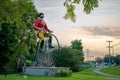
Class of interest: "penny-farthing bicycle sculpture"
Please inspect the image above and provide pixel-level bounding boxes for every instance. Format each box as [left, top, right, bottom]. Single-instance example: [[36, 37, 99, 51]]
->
[[34, 34, 60, 67]]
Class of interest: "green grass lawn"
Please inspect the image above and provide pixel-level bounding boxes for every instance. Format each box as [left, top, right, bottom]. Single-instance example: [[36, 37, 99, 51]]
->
[[0, 68, 115, 80], [100, 66, 120, 76]]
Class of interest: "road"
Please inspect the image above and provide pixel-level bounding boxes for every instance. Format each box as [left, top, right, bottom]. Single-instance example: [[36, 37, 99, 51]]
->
[[93, 67, 120, 80]]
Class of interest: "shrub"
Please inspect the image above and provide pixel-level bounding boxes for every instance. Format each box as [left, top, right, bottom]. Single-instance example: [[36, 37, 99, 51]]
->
[[55, 70, 72, 77]]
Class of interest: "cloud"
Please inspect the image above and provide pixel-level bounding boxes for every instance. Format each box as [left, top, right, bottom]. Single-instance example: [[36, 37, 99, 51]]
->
[[33, 0, 64, 8], [74, 26, 120, 39]]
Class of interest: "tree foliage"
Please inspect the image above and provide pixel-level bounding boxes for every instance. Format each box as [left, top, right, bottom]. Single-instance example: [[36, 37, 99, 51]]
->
[[95, 57, 103, 64], [0, 0, 38, 73], [71, 39, 84, 61], [103, 55, 120, 66], [0, 23, 18, 67], [52, 46, 83, 72], [52, 39, 84, 72], [115, 55, 120, 66], [71, 39, 84, 70], [63, 0, 99, 22], [71, 39, 83, 50]]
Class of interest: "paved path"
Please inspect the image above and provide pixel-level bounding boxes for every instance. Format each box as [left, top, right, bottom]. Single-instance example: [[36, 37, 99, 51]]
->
[[93, 67, 120, 80]]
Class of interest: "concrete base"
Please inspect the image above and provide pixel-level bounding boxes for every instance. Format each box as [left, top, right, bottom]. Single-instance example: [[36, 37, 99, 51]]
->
[[23, 66, 69, 76]]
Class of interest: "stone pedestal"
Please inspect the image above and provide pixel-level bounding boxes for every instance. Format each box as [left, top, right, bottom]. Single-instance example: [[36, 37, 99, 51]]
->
[[23, 66, 69, 76]]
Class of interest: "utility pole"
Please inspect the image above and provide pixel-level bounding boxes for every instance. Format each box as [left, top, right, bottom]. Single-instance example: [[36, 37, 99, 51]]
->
[[106, 40, 113, 68], [86, 49, 89, 62]]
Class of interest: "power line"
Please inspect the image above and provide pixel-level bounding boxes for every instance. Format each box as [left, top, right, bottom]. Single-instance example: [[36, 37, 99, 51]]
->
[[112, 41, 120, 63]]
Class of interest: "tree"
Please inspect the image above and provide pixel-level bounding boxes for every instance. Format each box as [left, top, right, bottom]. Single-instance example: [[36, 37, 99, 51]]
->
[[114, 55, 120, 66], [63, 0, 99, 22], [71, 39, 83, 50], [52, 39, 84, 72], [71, 39, 84, 70], [71, 39, 84, 63], [95, 57, 103, 64], [103, 55, 115, 64], [52, 46, 83, 72], [0, 0, 38, 73], [0, 23, 19, 73]]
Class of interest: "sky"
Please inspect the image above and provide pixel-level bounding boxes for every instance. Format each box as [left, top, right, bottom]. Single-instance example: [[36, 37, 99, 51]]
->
[[33, 0, 120, 60]]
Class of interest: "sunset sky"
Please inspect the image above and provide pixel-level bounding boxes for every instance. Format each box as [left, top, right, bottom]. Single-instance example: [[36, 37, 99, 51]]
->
[[33, 0, 120, 59]]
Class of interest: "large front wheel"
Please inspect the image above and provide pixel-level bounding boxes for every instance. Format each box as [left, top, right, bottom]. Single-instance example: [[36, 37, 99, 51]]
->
[[34, 34, 60, 67]]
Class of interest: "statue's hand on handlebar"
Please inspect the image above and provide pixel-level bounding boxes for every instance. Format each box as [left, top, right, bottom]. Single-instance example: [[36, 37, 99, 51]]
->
[[50, 30, 53, 33]]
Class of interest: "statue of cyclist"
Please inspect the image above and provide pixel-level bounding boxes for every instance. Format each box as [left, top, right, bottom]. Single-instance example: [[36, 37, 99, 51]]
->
[[34, 12, 54, 53]]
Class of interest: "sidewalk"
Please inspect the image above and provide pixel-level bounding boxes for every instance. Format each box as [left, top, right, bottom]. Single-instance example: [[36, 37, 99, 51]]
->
[[93, 67, 120, 78]]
